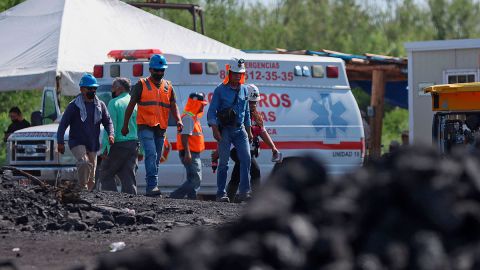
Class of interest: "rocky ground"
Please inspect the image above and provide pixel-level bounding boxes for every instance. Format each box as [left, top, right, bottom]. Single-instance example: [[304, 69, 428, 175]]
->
[[0, 180, 243, 270], [4, 146, 480, 270]]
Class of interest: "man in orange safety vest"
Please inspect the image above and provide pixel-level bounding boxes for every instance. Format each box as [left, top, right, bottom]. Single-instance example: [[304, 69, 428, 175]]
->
[[169, 92, 208, 199], [122, 54, 183, 196]]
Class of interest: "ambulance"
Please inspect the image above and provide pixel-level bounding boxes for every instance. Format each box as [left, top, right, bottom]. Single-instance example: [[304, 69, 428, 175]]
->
[[7, 49, 365, 194]]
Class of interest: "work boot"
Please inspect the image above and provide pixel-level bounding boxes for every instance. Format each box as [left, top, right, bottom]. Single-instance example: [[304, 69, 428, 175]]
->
[[146, 187, 162, 197], [216, 196, 230, 203]]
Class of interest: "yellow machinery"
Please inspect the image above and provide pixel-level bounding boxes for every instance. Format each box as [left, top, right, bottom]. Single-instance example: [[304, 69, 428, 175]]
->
[[424, 82, 480, 153]]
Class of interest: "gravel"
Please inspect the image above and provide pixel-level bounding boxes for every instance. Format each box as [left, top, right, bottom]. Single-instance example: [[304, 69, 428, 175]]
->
[[0, 174, 243, 269]]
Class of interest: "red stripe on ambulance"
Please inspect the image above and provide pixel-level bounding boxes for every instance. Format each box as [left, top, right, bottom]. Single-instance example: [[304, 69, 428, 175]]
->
[[171, 141, 363, 151]]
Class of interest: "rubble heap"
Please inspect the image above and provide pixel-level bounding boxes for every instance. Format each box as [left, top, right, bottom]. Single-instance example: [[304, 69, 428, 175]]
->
[[0, 180, 165, 232], [94, 146, 480, 270], [0, 178, 236, 234]]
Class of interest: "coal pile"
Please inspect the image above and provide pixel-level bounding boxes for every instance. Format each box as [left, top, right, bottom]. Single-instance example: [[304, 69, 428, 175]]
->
[[0, 178, 235, 235], [0, 181, 167, 233], [93, 146, 480, 270]]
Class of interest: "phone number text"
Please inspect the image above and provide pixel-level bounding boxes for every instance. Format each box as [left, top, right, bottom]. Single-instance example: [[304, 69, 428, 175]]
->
[[220, 70, 294, 81]]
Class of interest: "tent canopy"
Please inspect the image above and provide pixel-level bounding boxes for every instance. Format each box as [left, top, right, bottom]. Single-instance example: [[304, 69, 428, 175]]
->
[[0, 0, 241, 95]]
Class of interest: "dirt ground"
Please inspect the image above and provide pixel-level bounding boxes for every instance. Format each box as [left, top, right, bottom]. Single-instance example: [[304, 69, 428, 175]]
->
[[0, 182, 243, 270]]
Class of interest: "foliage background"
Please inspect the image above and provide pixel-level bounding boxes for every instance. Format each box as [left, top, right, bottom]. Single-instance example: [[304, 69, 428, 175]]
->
[[1, 0, 480, 163]]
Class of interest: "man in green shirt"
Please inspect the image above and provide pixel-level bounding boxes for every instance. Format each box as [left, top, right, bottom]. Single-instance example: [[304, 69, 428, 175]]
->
[[99, 77, 140, 194]]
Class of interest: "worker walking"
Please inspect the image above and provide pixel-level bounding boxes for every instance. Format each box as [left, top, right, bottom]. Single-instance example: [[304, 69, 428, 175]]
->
[[226, 84, 280, 202], [122, 54, 183, 196], [57, 73, 114, 191], [169, 92, 208, 200], [99, 77, 141, 195], [207, 58, 253, 203]]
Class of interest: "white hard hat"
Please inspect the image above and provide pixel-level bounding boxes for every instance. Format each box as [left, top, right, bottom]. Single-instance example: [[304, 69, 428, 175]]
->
[[229, 58, 246, 73], [247, 84, 260, 101]]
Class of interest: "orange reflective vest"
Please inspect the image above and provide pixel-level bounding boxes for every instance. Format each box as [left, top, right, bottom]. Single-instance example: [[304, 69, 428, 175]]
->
[[176, 113, 205, 153], [137, 78, 173, 129]]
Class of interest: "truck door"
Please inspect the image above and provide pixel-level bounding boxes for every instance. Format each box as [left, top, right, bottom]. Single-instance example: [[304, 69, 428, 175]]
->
[[41, 87, 61, 124]]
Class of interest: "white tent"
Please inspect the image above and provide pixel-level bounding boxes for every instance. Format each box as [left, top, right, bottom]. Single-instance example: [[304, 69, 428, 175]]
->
[[0, 0, 241, 95]]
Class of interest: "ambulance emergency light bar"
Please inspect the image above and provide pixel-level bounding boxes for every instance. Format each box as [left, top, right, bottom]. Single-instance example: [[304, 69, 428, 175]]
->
[[107, 49, 163, 61]]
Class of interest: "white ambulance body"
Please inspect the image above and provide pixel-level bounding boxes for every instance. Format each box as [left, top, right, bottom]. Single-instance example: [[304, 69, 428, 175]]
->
[[95, 51, 365, 194], [7, 50, 364, 194]]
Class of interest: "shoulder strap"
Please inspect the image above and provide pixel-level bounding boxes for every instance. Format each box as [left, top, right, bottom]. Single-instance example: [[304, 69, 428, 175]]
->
[[231, 89, 240, 107], [145, 79, 152, 91], [142, 78, 153, 91]]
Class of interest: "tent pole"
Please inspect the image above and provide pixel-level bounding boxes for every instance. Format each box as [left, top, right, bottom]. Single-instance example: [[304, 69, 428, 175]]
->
[[191, 7, 197, 32], [199, 9, 205, 35]]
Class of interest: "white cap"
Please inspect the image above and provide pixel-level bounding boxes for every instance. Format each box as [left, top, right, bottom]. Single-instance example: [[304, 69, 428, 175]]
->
[[247, 84, 260, 101], [229, 58, 246, 73]]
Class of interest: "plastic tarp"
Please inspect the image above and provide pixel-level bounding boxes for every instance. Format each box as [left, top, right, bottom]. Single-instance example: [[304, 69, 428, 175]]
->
[[350, 80, 408, 109], [0, 0, 242, 95]]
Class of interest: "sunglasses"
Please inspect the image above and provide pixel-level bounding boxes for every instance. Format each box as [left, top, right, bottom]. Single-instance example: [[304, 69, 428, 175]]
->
[[151, 68, 165, 73], [85, 87, 97, 91]]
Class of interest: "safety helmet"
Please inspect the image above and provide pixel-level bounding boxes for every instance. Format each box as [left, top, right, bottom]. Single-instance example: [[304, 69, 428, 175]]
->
[[79, 73, 99, 87], [247, 84, 260, 101], [149, 54, 168, 69], [228, 58, 246, 73], [189, 92, 208, 104]]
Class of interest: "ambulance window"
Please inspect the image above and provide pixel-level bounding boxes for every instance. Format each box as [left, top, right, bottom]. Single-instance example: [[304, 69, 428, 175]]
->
[[206, 62, 219, 74], [110, 65, 120, 78]]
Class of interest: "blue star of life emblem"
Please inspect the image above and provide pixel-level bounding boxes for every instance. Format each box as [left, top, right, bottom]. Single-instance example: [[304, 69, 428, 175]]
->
[[311, 94, 348, 139]]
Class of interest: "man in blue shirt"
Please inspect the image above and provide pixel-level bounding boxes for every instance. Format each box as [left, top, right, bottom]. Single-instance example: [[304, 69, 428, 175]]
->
[[57, 73, 114, 191], [207, 58, 253, 202]]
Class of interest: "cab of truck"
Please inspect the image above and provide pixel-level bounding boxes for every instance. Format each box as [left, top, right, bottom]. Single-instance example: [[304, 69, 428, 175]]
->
[[424, 82, 480, 153]]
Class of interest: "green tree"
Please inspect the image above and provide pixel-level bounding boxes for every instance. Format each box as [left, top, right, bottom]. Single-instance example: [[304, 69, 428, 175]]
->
[[0, 0, 24, 11]]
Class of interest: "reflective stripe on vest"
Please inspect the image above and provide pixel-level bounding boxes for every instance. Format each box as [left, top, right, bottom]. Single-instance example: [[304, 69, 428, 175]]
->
[[137, 78, 172, 129], [137, 101, 171, 108], [176, 114, 205, 153]]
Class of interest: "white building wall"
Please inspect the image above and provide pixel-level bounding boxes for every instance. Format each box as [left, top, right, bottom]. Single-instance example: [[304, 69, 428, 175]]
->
[[406, 39, 480, 145]]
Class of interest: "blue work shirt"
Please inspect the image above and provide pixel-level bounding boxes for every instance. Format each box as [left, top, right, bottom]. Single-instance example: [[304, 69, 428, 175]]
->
[[207, 83, 251, 127], [57, 98, 113, 152]]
